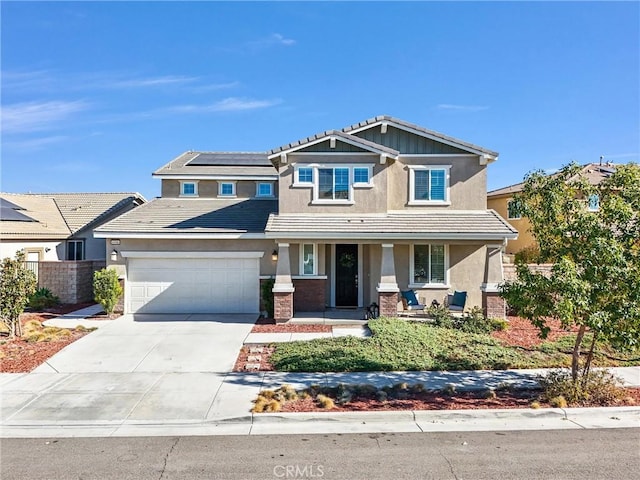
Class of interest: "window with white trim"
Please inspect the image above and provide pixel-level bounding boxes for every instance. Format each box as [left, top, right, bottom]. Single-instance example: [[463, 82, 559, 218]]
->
[[408, 166, 450, 204], [318, 167, 350, 200], [218, 182, 236, 197], [588, 194, 600, 211], [256, 182, 274, 197], [67, 240, 84, 261], [294, 164, 374, 203], [296, 167, 313, 184], [410, 244, 447, 286], [507, 199, 522, 219], [353, 166, 372, 186], [180, 181, 198, 196], [300, 243, 317, 275]]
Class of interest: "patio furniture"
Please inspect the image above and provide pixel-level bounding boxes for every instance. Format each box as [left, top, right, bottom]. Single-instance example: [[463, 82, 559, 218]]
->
[[445, 290, 467, 313], [398, 290, 427, 317]]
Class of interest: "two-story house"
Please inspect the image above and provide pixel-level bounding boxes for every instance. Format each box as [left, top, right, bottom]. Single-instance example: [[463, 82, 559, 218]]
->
[[95, 116, 517, 320]]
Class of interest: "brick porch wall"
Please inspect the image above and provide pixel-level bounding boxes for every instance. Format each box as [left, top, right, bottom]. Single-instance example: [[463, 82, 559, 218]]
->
[[274, 291, 293, 323], [38, 260, 105, 304], [292, 278, 326, 312], [483, 291, 506, 319], [378, 291, 399, 317]]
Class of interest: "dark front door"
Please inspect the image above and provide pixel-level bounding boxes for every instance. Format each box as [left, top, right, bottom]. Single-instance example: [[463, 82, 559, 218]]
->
[[335, 244, 358, 307]]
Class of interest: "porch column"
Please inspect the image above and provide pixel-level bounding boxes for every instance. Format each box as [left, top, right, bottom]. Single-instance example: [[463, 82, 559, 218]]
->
[[376, 243, 399, 317], [482, 244, 506, 319], [273, 243, 295, 323]]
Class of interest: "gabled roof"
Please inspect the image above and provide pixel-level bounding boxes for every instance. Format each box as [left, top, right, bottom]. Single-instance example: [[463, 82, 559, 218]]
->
[[94, 197, 277, 238], [487, 163, 617, 198], [27, 192, 146, 234], [268, 129, 400, 159], [0, 193, 71, 239], [153, 151, 278, 178], [265, 210, 517, 240], [342, 115, 499, 158]]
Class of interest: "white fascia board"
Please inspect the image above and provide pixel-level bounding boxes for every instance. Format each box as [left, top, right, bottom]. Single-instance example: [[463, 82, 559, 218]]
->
[[264, 232, 518, 241], [268, 135, 398, 160], [153, 174, 278, 181], [121, 251, 265, 259], [347, 120, 493, 157], [94, 231, 267, 239]]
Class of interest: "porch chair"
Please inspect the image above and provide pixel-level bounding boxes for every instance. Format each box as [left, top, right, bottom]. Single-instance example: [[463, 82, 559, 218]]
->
[[398, 290, 426, 317], [445, 290, 467, 314]]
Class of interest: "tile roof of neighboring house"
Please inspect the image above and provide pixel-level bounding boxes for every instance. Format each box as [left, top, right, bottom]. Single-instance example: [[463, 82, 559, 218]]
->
[[268, 129, 400, 158], [95, 198, 278, 235], [0, 193, 71, 239], [153, 151, 278, 177], [487, 163, 617, 197], [265, 210, 517, 240], [27, 193, 146, 234], [341, 115, 499, 158]]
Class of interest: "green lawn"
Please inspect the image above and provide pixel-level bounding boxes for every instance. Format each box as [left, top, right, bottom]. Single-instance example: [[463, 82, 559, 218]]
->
[[270, 317, 639, 372]]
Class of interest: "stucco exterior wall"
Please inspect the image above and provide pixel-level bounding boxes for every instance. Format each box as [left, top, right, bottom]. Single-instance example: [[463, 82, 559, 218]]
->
[[0, 240, 63, 261], [161, 180, 278, 199], [487, 195, 532, 254], [278, 154, 388, 214]]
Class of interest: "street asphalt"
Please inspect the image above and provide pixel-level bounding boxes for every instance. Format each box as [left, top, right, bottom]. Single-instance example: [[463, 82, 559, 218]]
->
[[1, 306, 639, 438]]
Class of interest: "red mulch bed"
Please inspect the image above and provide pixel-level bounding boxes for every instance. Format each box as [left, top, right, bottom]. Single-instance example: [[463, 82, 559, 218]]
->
[[0, 303, 95, 373], [252, 317, 332, 334], [234, 345, 276, 372]]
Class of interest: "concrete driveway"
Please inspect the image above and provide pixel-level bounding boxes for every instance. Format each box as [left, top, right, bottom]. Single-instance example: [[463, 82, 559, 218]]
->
[[34, 313, 257, 374]]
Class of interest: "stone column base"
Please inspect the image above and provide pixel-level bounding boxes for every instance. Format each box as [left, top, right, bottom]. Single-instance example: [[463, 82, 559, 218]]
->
[[378, 291, 399, 317], [274, 291, 294, 323], [483, 291, 506, 319]]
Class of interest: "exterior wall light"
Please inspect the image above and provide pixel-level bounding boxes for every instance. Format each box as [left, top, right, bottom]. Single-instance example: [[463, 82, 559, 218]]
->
[[110, 249, 118, 262], [271, 249, 278, 262]]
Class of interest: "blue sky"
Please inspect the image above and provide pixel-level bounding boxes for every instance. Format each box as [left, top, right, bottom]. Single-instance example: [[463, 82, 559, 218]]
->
[[2, 1, 638, 201]]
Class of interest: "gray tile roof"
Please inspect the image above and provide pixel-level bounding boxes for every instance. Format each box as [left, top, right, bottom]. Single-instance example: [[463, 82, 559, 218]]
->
[[265, 211, 517, 240], [487, 163, 616, 197], [28, 193, 146, 233], [342, 115, 499, 158], [154, 151, 278, 177], [268, 130, 400, 157], [0, 193, 71, 239], [95, 198, 278, 235]]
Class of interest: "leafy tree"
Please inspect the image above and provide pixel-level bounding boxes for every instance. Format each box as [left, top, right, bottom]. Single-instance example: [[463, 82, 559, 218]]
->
[[93, 268, 123, 314], [0, 251, 37, 337], [501, 162, 640, 382]]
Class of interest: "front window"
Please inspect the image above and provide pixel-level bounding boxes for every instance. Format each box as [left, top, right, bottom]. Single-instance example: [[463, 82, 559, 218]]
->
[[67, 240, 84, 261], [257, 182, 274, 197], [411, 244, 446, 285], [319, 167, 350, 200], [507, 199, 522, 219], [588, 194, 600, 211], [219, 182, 236, 197], [300, 243, 316, 275], [409, 166, 450, 204], [180, 181, 198, 196], [297, 167, 313, 184], [353, 167, 370, 185]]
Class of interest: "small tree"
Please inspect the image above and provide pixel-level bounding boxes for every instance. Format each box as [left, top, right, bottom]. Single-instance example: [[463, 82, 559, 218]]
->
[[0, 251, 37, 337], [93, 268, 123, 314], [501, 162, 640, 383]]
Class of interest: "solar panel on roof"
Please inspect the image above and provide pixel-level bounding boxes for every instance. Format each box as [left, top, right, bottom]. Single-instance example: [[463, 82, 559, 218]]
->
[[187, 152, 271, 167], [0, 207, 37, 222], [0, 198, 26, 210]]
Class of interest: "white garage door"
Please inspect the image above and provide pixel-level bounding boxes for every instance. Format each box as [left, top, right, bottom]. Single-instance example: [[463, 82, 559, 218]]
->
[[126, 255, 260, 314]]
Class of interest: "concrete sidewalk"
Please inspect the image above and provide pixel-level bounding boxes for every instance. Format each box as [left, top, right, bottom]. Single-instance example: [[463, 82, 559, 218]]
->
[[2, 367, 639, 438], [42, 304, 113, 329]]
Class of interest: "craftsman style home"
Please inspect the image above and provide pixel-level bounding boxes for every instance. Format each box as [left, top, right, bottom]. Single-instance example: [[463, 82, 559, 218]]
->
[[96, 116, 517, 320]]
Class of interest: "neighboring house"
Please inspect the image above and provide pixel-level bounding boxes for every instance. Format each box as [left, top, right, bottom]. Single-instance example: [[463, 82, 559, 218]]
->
[[95, 116, 517, 320], [487, 163, 615, 255], [0, 192, 146, 262]]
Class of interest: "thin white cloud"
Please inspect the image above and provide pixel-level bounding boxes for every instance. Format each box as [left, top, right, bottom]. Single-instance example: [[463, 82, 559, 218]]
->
[[437, 104, 490, 112], [245, 33, 296, 51], [1, 100, 90, 133], [190, 81, 240, 93], [167, 97, 282, 114], [107, 75, 199, 88], [3, 135, 69, 151]]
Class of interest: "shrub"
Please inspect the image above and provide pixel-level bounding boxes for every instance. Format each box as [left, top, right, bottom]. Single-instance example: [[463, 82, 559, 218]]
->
[[316, 394, 335, 409], [261, 278, 275, 318], [426, 305, 457, 329], [538, 369, 626, 406], [93, 268, 122, 314], [459, 307, 495, 335], [28, 288, 60, 310], [514, 245, 541, 264], [549, 396, 568, 408], [0, 252, 37, 337]]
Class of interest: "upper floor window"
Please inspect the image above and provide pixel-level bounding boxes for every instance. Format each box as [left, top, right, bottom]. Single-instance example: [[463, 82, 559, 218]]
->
[[219, 181, 236, 197], [297, 167, 313, 184], [408, 166, 450, 205], [588, 194, 600, 211], [353, 167, 371, 185], [319, 167, 350, 201], [294, 163, 374, 204], [507, 199, 523, 219], [67, 240, 84, 261], [410, 244, 447, 287], [180, 181, 198, 197], [300, 243, 317, 275], [256, 182, 274, 197]]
